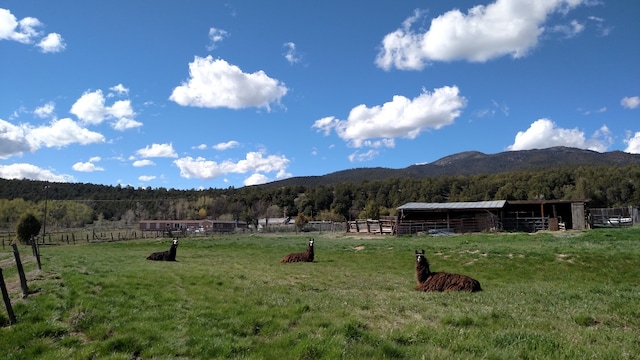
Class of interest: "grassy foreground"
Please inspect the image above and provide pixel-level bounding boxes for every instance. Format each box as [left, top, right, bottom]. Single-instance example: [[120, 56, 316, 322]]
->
[[1, 228, 639, 359]]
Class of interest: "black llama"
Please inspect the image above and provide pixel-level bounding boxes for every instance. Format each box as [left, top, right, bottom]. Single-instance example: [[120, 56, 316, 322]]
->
[[280, 238, 315, 263], [147, 238, 179, 261], [414, 250, 481, 292]]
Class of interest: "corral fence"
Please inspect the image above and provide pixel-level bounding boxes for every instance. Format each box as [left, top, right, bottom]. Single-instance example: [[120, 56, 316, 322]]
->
[[0, 229, 154, 249], [253, 221, 346, 233], [0, 236, 42, 325], [589, 206, 638, 228], [347, 217, 396, 235]]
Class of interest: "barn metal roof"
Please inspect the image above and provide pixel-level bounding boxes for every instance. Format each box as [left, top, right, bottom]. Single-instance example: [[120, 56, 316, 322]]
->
[[397, 200, 507, 211]]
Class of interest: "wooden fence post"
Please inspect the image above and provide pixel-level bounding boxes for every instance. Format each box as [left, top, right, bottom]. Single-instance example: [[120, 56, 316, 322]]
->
[[0, 268, 17, 324], [10, 243, 29, 298], [31, 236, 42, 271]]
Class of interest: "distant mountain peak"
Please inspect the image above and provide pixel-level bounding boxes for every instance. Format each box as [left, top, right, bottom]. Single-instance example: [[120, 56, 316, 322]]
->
[[260, 147, 640, 188], [431, 151, 487, 166]]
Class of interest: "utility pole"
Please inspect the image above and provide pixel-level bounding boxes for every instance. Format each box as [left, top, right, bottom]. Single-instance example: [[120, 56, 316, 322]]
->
[[43, 185, 49, 243]]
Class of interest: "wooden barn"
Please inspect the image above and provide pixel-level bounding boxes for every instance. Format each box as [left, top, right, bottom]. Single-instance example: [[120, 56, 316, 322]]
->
[[395, 199, 587, 235]]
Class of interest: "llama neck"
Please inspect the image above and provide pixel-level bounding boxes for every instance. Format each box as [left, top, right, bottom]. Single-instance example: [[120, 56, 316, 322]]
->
[[415, 262, 431, 283], [307, 245, 314, 260]]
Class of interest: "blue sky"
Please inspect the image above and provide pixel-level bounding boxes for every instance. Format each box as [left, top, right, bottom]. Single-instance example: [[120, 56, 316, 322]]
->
[[1, 1, 638, 190]]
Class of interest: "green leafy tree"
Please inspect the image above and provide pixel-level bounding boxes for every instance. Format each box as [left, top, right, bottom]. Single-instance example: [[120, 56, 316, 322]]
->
[[15, 212, 41, 244]]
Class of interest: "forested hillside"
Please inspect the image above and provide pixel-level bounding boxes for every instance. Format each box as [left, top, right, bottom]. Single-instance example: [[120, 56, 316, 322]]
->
[[1, 163, 639, 231]]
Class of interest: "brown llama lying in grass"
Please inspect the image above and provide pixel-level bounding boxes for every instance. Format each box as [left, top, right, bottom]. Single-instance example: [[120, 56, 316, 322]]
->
[[147, 238, 179, 261], [414, 250, 481, 292], [280, 238, 314, 263]]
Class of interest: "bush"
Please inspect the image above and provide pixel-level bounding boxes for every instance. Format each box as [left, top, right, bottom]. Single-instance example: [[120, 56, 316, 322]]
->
[[15, 212, 41, 244]]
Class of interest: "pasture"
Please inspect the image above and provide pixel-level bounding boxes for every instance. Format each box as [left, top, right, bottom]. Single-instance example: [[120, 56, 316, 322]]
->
[[1, 228, 639, 359]]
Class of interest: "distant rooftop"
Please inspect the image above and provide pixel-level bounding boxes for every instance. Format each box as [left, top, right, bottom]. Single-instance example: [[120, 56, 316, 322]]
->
[[397, 200, 507, 211]]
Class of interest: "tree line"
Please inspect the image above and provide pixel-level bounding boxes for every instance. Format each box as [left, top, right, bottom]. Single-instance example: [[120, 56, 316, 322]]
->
[[0, 164, 639, 230]]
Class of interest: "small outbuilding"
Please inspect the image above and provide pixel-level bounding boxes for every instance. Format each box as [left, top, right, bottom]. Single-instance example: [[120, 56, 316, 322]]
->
[[395, 199, 587, 235]]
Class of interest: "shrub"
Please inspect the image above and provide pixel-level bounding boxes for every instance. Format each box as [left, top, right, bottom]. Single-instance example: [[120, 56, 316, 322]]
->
[[15, 212, 41, 244]]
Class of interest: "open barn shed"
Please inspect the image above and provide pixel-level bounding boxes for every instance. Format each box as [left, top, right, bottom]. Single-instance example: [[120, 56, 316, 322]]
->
[[396, 199, 587, 235]]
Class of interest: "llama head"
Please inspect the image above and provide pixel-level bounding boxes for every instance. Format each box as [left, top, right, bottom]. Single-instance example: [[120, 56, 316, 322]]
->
[[308, 238, 314, 247], [415, 249, 428, 266], [172, 238, 179, 246]]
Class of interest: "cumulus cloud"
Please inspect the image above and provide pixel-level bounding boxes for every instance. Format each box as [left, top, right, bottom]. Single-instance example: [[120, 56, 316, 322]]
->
[[283, 42, 302, 64], [207, 27, 228, 50], [34, 102, 55, 119], [136, 143, 178, 158], [138, 175, 156, 182], [243, 173, 269, 186], [0, 117, 104, 159], [37, 32, 65, 53], [0, 8, 65, 53], [169, 56, 288, 110], [132, 159, 155, 167], [213, 140, 239, 151], [0, 118, 30, 158], [624, 132, 640, 154], [0, 163, 74, 182], [507, 119, 611, 152], [72, 157, 104, 172], [621, 96, 640, 109], [376, 0, 588, 70], [173, 150, 291, 185], [28, 118, 106, 149], [70, 88, 142, 130], [313, 86, 466, 149]]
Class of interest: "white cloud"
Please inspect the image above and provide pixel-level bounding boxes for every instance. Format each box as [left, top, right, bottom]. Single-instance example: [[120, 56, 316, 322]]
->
[[207, 27, 228, 50], [0, 163, 74, 182], [550, 19, 585, 38], [139, 175, 156, 182], [507, 119, 611, 152], [194, 144, 208, 150], [109, 84, 129, 96], [283, 42, 301, 64], [70, 88, 141, 130], [0, 117, 104, 158], [136, 143, 178, 158], [169, 56, 288, 110], [132, 159, 155, 167], [348, 150, 379, 163], [588, 15, 613, 36], [34, 102, 55, 118], [173, 150, 290, 182], [213, 140, 239, 151], [624, 132, 640, 154], [376, 0, 588, 70], [0, 8, 65, 52], [28, 118, 106, 149], [621, 96, 640, 109], [0, 118, 30, 158], [243, 173, 269, 186], [72, 160, 104, 172], [37, 32, 65, 53], [313, 86, 466, 149]]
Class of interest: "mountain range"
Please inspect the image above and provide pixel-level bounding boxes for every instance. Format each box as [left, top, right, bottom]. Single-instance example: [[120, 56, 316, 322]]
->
[[262, 147, 640, 187]]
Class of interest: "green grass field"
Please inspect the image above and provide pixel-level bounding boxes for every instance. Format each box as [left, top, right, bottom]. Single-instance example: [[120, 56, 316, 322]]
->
[[1, 228, 639, 359]]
